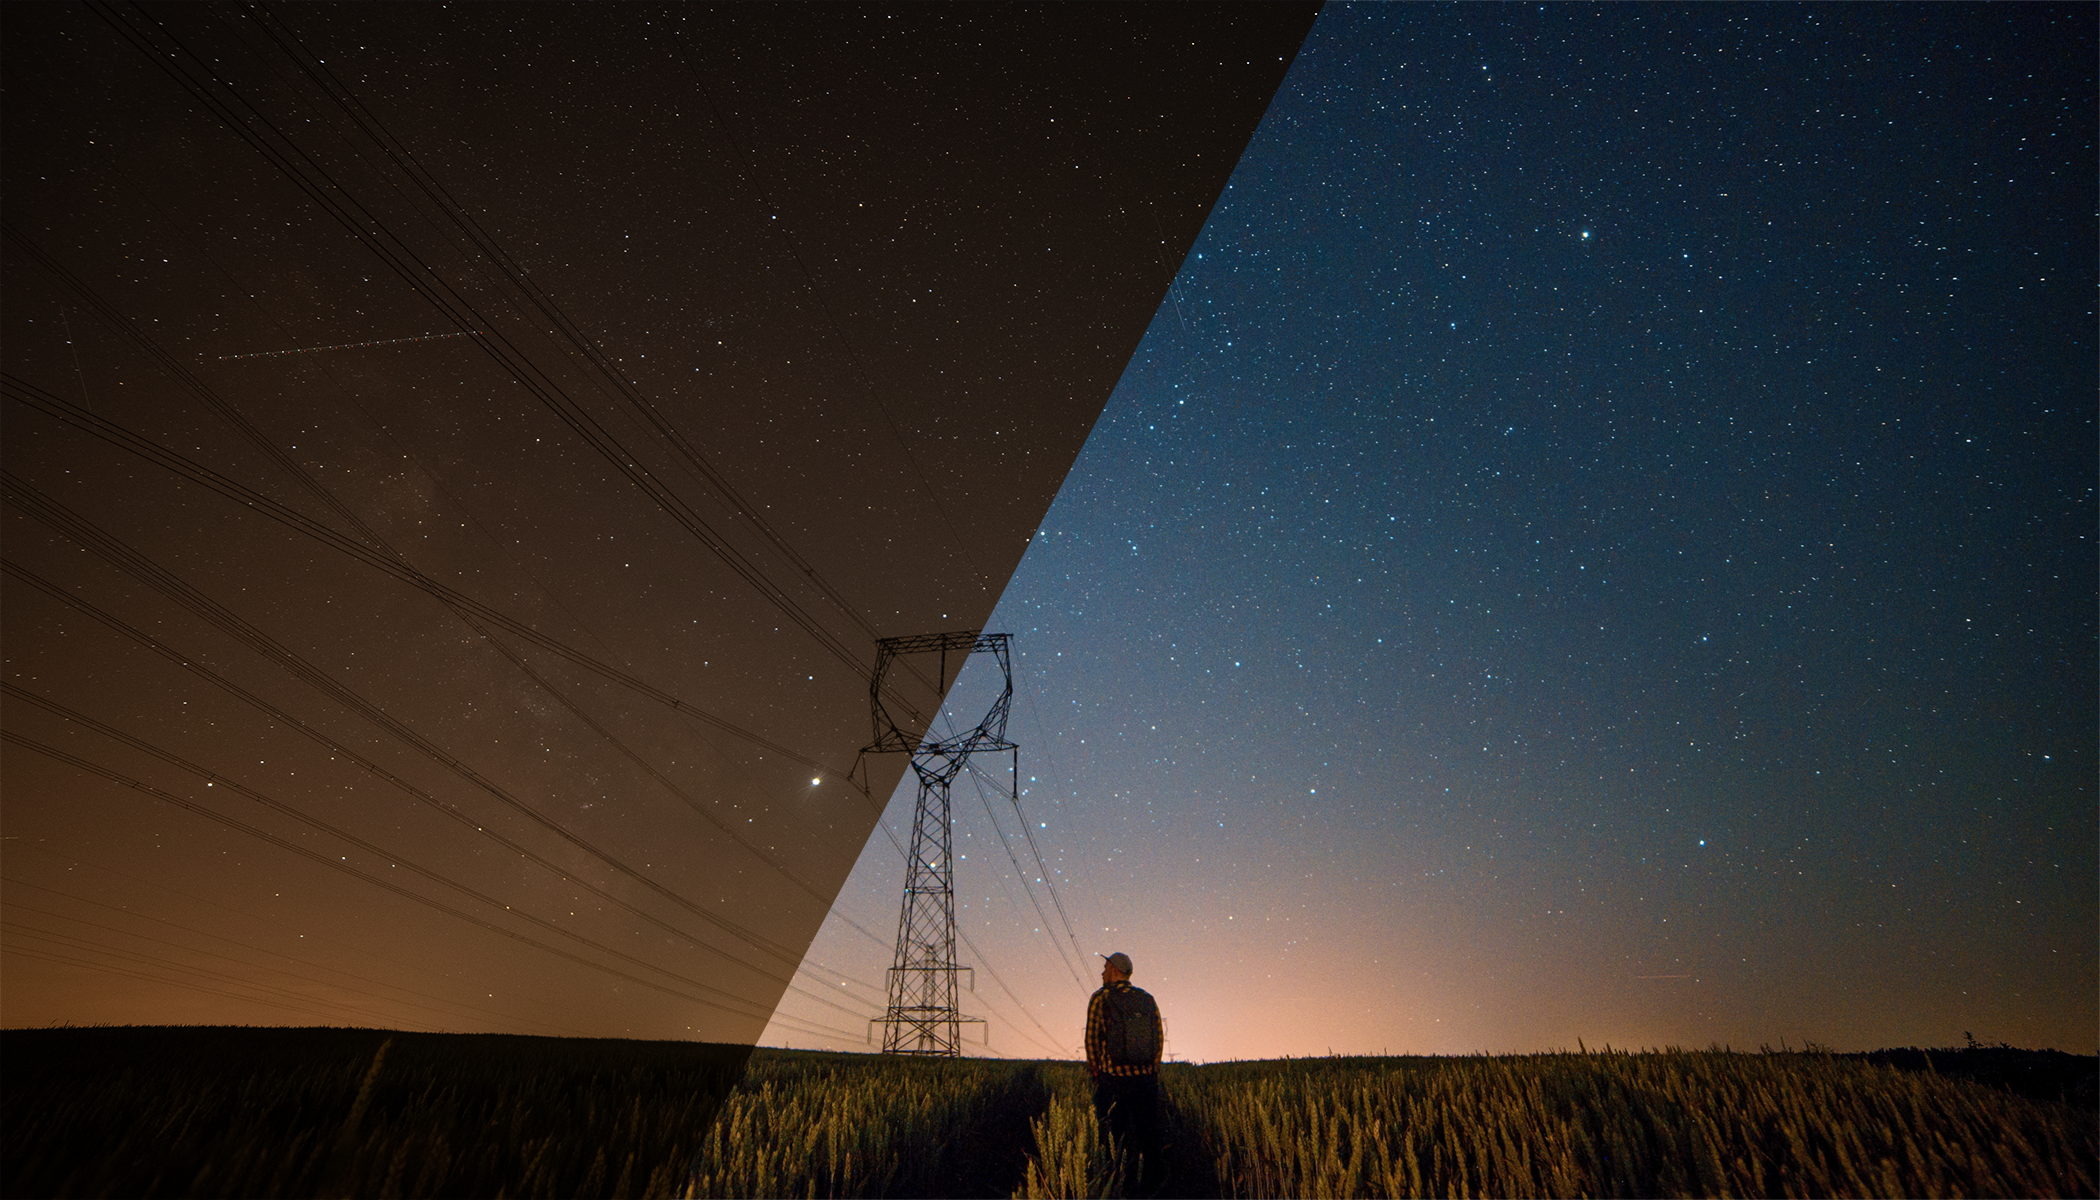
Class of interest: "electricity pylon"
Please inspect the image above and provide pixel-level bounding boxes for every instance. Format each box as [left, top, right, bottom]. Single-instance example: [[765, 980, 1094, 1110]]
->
[[864, 630, 1012, 1055]]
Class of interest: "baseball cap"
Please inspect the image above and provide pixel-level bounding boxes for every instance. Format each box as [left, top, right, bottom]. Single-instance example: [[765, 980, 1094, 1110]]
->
[[1098, 951, 1133, 975]]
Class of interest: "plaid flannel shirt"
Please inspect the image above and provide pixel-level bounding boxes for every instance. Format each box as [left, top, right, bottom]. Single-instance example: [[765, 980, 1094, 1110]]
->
[[1085, 979, 1161, 1076]]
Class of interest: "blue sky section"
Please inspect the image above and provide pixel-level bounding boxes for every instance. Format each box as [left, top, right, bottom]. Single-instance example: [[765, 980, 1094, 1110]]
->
[[770, 3, 2096, 1060]]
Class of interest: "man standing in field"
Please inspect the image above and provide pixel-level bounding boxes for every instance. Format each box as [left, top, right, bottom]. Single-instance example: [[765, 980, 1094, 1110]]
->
[[1086, 951, 1164, 1191]]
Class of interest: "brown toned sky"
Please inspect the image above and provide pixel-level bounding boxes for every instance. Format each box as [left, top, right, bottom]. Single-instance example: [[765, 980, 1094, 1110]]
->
[[1, 2, 1317, 1044]]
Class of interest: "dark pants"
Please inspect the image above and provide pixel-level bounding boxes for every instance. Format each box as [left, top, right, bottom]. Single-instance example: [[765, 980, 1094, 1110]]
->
[[1093, 1072, 1162, 1189]]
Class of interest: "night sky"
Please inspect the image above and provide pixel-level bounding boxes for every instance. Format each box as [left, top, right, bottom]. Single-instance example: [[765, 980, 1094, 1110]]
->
[[769, 4, 2097, 1061], [5, 4, 2093, 1066], [1, 2, 1311, 1046]]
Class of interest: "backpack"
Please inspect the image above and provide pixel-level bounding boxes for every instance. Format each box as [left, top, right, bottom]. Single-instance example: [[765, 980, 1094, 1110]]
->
[[1101, 984, 1160, 1066]]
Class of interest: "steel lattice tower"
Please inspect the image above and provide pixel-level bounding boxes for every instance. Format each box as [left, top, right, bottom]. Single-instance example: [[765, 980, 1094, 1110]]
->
[[864, 631, 1011, 1055]]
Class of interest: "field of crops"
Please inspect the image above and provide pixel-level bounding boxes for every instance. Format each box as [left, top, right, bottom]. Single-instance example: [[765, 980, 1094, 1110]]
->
[[1154, 1050, 2095, 1199], [2, 1026, 2093, 1198], [0, 1026, 749, 1198]]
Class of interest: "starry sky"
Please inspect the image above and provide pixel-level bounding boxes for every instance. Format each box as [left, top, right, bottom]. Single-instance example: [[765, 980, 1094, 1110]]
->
[[3, 3, 2092, 1065], [767, 3, 2097, 1061], [0, 2, 1311, 1045]]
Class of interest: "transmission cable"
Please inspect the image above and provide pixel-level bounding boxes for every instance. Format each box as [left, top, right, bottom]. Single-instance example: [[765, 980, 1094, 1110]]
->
[[2, 940, 400, 1029], [1, 909, 573, 1036], [47, 4, 948, 808], [960, 764, 1088, 991], [0, 557, 879, 1030], [8, 252, 903, 959], [1016, 668, 1114, 957], [4, 841, 557, 1014], [971, 757, 1091, 971], [1, 927, 861, 1047], [5, 878, 581, 1035], [1, 476, 811, 964], [0, 728, 862, 1033], [955, 927, 1074, 1058], [51, 2, 1006, 1039], [0, 682, 878, 1027], [926, 681, 1091, 992], [237, 3, 946, 717], [84, 7, 882, 695], [3, 374, 898, 960], [0, 372, 836, 781], [656, 7, 989, 597]]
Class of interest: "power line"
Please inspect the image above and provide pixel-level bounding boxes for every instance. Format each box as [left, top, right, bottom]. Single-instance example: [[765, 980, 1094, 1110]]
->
[[2, 904, 578, 1036], [240, 4, 944, 697], [1017, 663, 1114, 956], [3, 842, 547, 1013], [963, 762, 1088, 991], [128, 176, 649, 700], [0, 683, 879, 1026], [86, 3, 891, 694], [5, 879, 584, 1035], [0, 373, 843, 783], [919, 629, 1095, 1003], [978, 757, 1091, 969], [938, 667, 1090, 993], [3, 375, 904, 964], [1, 476, 815, 968], [9, 39, 916, 1022], [1, 728, 785, 1025], [955, 928, 1074, 1059], [0, 562, 878, 1030], [655, 6, 990, 599], [16, 2, 1025, 1044], [3, 930, 866, 1048], [2, 941, 411, 1029], [125, 187, 853, 887]]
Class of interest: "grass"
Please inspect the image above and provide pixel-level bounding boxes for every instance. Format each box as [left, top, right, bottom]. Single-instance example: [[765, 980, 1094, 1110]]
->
[[0, 1026, 749, 1198], [1, 1028, 2092, 1198], [679, 1049, 1044, 1198], [1010, 1064, 1119, 1200], [1156, 1049, 2097, 1198]]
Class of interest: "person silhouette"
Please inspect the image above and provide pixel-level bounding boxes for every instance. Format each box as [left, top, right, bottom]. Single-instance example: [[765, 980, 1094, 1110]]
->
[[1085, 951, 1164, 1190]]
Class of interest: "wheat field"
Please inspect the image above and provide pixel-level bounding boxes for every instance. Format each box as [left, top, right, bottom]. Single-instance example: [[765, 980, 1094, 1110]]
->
[[2, 1028, 2092, 1198]]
